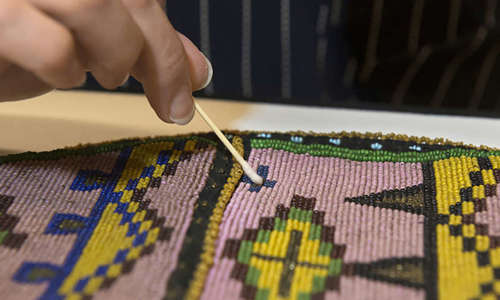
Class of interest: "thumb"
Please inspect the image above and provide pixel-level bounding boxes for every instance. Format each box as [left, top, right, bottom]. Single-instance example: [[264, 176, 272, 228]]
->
[[176, 32, 213, 91]]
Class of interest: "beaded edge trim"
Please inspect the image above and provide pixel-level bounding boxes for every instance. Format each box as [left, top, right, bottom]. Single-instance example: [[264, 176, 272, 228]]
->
[[184, 136, 245, 300], [235, 130, 498, 151], [1, 130, 498, 165]]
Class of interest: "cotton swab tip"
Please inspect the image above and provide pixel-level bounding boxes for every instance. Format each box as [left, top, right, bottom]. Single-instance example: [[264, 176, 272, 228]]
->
[[193, 100, 263, 185], [242, 164, 264, 185]]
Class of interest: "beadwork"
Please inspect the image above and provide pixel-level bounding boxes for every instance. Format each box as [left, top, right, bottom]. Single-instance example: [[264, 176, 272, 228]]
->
[[1, 132, 499, 300]]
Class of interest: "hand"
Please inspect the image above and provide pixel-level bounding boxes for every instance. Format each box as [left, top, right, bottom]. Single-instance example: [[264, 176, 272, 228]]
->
[[0, 0, 212, 125]]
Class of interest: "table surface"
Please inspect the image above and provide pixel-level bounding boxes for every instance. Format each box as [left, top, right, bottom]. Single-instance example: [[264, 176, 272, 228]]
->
[[1, 90, 500, 155]]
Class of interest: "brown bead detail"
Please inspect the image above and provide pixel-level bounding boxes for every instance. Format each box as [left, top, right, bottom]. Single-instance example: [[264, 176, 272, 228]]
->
[[140, 244, 156, 257], [194, 141, 209, 150], [150, 177, 162, 188], [179, 152, 192, 161], [312, 210, 325, 225], [478, 157, 494, 170], [0, 214, 20, 231], [494, 169, 500, 183], [230, 262, 249, 281], [121, 260, 136, 274], [275, 204, 289, 220], [341, 263, 356, 276], [475, 224, 489, 236], [137, 199, 151, 212], [473, 198, 487, 213], [2, 233, 28, 249], [331, 245, 347, 259], [151, 216, 166, 229], [321, 226, 335, 243], [490, 236, 500, 248], [144, 209, 155, 221], [325, 276, 341, 290], [131, 188, 146, 202], [469, 171, 484, 186], [0, 195, 14, 211], [0, 195, 28, 249], [222, 239, 241, 258], [485, 184, 497, 197], [81, 295, 92, 300], [240, 285, 257, 300], [290, 195, 316, 211], [158, 228, 173, 241], [258, 217, 275, 230], [311, 292, 326, 300], [163, 162, 179, 177], [242, 229, 258, 241], [100, 277, 116, 289], [462, 214, 475, 224]]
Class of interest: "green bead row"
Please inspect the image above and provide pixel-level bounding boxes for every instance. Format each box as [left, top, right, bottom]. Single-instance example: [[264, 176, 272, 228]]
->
[[312, 276, 326, 293], [237, 240, 254, 264], [328, 258, 342, 276], [256, 230, 271, 244], [318, 242, 333, 256], [251, 139, 500, 163], [274, 218, 287, 232], [255, 288, 270, 300], [245, 266, 261, 286], [288, 207, 313, 223], [309, 224, 321, 241], [0, 231, 7, 244]]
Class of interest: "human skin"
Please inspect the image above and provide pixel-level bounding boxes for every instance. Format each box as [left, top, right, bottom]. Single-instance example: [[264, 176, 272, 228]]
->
[[0, 0, 211, 125]]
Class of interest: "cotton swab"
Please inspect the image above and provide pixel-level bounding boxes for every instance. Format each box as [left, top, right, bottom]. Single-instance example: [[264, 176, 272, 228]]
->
[[193, 101, 264, 185]]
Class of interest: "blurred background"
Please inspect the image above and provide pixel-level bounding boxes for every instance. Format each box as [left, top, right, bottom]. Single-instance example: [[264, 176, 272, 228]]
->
[[4, 0, 500, 154], [81, 0, 500, 117]]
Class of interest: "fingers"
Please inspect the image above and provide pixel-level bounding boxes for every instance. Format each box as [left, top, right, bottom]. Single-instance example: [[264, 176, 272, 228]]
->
[[0, 0, 86, 89], [1, 0, 212, 125], [177, 32, 213, 91], [29, 0, 144, 89], [122, 0, 196, 124], [0, 65, 52, 101]]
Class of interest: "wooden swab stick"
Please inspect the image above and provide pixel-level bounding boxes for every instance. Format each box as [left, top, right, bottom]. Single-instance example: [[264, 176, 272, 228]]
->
[[194, 101, 264, 185]]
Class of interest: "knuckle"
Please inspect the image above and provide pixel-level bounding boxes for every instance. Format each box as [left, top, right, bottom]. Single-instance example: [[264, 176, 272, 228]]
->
[[161, 50, 187, 76], [98, 47, 141, 86]]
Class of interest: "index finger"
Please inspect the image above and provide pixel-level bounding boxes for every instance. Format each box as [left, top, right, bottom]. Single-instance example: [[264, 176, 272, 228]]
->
[[122, 0, 194, 124]]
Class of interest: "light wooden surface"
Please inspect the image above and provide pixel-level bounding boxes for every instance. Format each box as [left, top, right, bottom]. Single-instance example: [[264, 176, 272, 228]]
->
[[1, 90, 500, 155]]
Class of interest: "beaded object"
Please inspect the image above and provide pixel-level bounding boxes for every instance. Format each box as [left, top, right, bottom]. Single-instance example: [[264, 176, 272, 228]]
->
[[0, 132, 499, 300]]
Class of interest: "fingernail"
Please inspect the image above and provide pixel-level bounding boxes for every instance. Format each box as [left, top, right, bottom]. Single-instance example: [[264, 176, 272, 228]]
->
[[120, 73, 130, 87], [169, 97, 195, 125], [77, 72, 88, 87], [200, 53, 213, 89]]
